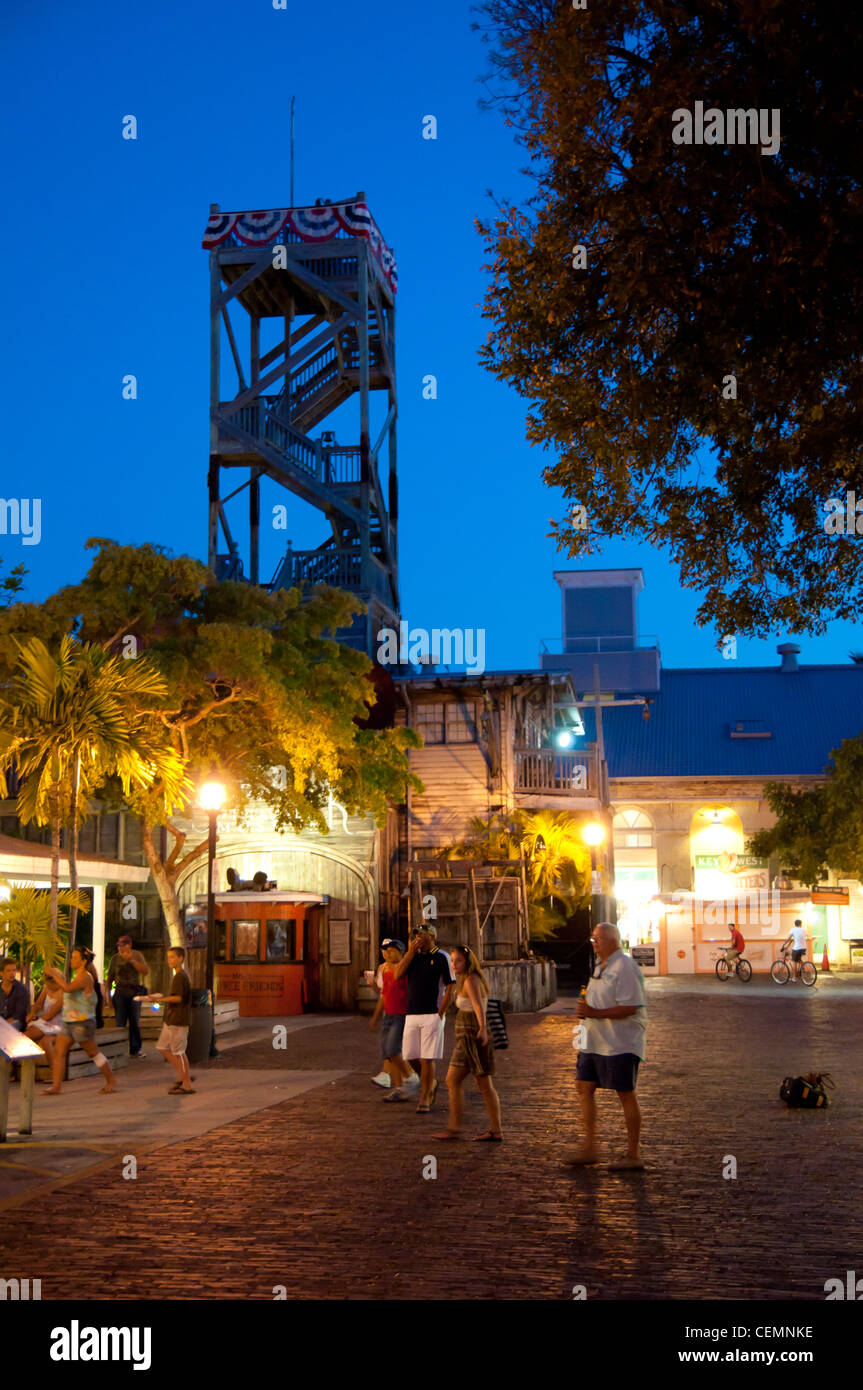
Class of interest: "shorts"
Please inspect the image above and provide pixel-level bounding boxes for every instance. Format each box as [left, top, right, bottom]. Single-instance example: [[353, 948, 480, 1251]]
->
[[62, 1019, 96, 1044], [576, 1051, 641, 1093], [380, 1013, 406, 1060], [792, 948, 805, 962], [725, 948, 740, 963], [450, 1010, 494, 1076], [402, 1012, 446, 1061], [30, 1018, 63, 1036], [157, 1023, 189, 1057]]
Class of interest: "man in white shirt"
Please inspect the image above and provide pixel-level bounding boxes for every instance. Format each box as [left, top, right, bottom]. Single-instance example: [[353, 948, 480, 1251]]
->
[[780, 919, 808, 981], [566, 922, 647, 1170]]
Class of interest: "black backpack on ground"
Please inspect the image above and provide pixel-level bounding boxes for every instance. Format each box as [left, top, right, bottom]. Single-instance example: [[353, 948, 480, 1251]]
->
[[779, 1072, 835, 1108]]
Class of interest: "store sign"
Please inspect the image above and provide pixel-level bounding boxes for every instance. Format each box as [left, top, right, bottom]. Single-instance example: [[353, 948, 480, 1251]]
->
[[810, 887, 850, 906], [694, 854, 769, 891], [630, 945, 656, 968]]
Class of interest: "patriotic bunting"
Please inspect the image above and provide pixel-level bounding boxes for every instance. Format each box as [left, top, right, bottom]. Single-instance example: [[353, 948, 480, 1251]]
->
[[202, 200, 397, 294]]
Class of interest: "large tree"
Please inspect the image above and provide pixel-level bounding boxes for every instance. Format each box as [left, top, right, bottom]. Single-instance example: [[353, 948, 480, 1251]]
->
[[0, 539, 420, 944], [475, 0, 863, 638], [748, 737, 863, 885]]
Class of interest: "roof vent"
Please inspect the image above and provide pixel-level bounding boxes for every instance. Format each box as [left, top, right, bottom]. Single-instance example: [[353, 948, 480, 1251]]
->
[[777, 642, 801, 673]]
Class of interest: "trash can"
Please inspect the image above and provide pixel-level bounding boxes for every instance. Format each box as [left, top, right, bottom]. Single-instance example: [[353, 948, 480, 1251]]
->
[[187, 988, 213, 1064]]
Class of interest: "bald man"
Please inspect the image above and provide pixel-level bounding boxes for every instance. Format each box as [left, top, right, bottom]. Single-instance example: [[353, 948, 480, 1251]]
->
[[567, 922, 647, 1170]]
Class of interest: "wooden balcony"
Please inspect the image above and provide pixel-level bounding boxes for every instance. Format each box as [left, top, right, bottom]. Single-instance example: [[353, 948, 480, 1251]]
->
[[514, 747, 596, 796]]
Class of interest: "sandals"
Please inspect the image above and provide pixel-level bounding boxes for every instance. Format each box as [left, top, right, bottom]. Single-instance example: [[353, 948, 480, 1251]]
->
[[473, 1131, 503, 1142], [416, 1104, 431, 1113], [431, 1129, 463, 1140]]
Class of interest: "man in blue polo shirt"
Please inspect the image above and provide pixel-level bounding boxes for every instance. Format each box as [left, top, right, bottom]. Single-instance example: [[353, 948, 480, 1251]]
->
[[566, 922, 647, 1171]]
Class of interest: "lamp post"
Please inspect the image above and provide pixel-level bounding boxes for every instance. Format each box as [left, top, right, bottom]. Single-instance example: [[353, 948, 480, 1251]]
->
[[582, 821, 606, 933], [200, 774, 226, 1059]]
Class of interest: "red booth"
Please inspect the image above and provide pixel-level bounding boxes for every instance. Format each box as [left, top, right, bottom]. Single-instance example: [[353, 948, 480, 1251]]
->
[[185, 892, 325, 1016]]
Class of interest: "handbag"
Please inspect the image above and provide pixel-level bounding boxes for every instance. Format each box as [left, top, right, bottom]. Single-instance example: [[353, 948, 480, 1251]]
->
[[486, 998, 509, 1050], [779, 1072, 835, 1108]]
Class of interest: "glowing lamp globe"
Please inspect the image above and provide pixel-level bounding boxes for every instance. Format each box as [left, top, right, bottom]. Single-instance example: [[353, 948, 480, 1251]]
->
[[200, 779, 226, 812], [582, 822, 605, 848]]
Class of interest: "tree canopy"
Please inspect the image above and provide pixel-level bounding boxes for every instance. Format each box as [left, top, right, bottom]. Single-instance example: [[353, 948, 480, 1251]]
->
[[475, 0, 863, 638], [748, 737, 863, 885], [0, 539, 421, 942]]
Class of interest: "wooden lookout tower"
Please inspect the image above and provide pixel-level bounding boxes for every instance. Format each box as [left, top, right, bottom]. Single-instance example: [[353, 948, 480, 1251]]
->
[[201, 195, 399, 654]]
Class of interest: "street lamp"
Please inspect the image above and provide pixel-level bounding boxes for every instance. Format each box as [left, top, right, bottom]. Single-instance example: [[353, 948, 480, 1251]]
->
[[200, 773, 226, 1058], [582, 820, 605, 934]]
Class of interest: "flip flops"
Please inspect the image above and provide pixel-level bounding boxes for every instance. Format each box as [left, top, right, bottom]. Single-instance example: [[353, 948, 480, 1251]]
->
[[473, 1131, 503, 1142]]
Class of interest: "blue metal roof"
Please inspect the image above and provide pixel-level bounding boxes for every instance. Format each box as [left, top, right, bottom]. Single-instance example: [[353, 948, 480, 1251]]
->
[[577, 665, 863, 778]]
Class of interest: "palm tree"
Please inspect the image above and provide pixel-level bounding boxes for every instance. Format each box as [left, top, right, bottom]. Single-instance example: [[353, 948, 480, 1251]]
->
[[436, 808, 592, 942], [0, 635, 187, 967], [0, 882, 88, 985]]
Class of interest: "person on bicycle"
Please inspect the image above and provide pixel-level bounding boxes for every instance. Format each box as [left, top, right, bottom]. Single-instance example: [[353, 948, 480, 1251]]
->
[[780, 919, 807, 981], [725, 923, 745, 969]]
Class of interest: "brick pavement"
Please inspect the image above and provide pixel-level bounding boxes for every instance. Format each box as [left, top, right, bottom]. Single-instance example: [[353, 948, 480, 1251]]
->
[[1, 976, 861, 1301]]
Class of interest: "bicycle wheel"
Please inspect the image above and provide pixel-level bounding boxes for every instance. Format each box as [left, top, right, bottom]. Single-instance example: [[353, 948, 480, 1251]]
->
[[736, 958, 752, 982], [800, 960, 818, 987], [715, 958, 730, 981], [771, 960, 790, 984]]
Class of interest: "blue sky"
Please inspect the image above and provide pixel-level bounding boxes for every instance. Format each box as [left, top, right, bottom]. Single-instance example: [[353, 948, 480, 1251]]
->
[[3, 0, 860, 674]]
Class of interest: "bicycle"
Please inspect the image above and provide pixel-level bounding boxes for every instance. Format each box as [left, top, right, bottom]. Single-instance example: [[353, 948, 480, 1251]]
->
[[713, 950, 752, 982], [771, 945, 817, 987]]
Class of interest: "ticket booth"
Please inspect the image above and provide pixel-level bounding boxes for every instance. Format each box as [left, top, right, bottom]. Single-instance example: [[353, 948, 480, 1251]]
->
[[185, 892, 326, 1016]]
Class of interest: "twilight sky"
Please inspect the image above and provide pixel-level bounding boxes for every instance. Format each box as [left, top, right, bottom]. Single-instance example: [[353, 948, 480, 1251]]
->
[[3, 0, 861, 673]]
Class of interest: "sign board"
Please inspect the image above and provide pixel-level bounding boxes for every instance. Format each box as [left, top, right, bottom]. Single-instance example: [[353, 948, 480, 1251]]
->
[[630, 945, 656, 968], [590, 871, 602, 896], [328, 919, 351, 965], [0, 1016, 44, 1062], [810, 887, 850, 905], [694, 854, 769, 895]]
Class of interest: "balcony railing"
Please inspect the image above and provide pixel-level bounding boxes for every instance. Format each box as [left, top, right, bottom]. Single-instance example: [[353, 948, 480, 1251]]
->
[[540, 634, 660, 655], [514, 748, 595, 795]]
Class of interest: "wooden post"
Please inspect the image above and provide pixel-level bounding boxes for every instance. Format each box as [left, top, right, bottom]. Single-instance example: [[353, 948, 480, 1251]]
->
[[469, 867, 481, 958], [0, 1058, 9, 1142], [18, 1058, 35, 1135]]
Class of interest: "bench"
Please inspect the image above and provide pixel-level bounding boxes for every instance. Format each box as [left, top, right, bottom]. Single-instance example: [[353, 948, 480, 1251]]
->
[[32, 1026, 131, 1083], [111, 998, 241, 1041]]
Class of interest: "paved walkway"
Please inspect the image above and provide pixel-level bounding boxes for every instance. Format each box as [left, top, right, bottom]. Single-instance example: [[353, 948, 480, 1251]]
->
[[1, 976, 860, 1300]]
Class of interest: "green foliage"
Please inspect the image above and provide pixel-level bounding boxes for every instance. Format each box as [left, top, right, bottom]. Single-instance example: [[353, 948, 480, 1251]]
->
[[0, 557, 26, 607], [0, 539, 422, 943], [0, 884, 83, 972], [438, 808, 591, 938], [475, 0, 863, 637], [749, 737, 863, 884]]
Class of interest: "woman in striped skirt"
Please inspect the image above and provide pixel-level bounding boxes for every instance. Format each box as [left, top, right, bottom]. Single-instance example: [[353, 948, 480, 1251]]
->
[[432, 945, 503, 1142]]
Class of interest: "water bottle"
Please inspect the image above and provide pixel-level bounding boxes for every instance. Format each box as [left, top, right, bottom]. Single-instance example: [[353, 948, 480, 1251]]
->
[[572, 985, 588, 1051]]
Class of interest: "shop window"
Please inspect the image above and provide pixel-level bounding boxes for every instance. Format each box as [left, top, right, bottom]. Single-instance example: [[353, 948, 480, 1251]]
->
[[613, 808, 654, 850], [266, 918, 297, 962], [216, 920, 227, 962], [231, 919, 260, 962]]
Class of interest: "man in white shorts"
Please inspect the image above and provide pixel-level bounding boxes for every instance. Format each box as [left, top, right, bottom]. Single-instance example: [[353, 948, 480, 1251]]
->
[[393, 925, 454, 1113], [138, 946, 195, 1094]]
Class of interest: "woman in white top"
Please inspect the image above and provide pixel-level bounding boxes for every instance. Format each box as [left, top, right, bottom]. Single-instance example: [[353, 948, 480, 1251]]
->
[[432, 945, 503, 1142], [25, 976, 65, 1069]]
